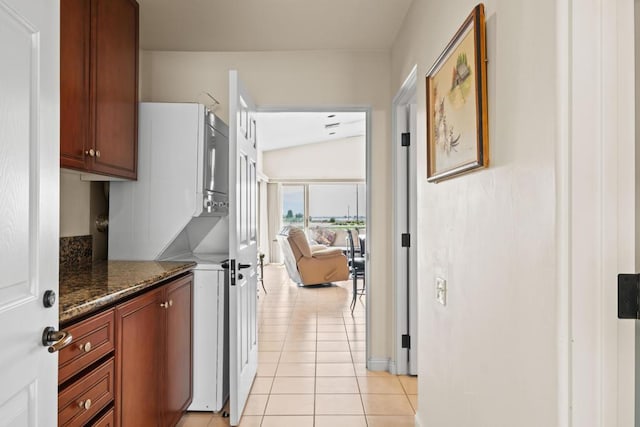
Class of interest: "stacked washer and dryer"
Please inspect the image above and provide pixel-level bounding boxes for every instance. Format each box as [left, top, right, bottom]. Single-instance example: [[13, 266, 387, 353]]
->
[[108, 102, 230, 412]]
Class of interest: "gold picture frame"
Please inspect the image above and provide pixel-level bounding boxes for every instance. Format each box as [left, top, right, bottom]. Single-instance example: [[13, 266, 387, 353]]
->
[[426, 3, 489, 183]]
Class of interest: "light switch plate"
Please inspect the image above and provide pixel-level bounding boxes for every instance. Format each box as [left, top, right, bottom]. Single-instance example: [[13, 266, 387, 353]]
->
[[435, 277, 447, 306]]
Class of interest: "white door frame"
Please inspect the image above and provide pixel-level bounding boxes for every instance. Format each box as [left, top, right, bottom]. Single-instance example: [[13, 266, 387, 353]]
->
[[558, 0, 635, 425], [257, 104, 373, 363], [391, 66, 418, 375]]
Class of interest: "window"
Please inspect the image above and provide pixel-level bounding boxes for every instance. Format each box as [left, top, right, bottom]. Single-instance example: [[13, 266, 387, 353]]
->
[[282, 185, 305, 227], [308, 184, 365, 228], [281, 183, 366, 232]]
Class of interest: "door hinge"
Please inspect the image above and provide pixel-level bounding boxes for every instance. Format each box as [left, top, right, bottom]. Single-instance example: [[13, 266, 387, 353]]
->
[[401, 132, 410, 147], [618, 274, 640, 318], [401, 233, 410, 247], [402, 334, 411, 349]]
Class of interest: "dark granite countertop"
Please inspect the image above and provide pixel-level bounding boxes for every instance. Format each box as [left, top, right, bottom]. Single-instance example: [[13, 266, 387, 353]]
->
[[59, 260, 196, 324]]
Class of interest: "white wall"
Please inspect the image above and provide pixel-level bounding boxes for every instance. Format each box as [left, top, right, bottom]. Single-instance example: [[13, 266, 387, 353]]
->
[[262, 136, 365, 181], [391, 1, 558, 426], [140, 49, 393, 360]]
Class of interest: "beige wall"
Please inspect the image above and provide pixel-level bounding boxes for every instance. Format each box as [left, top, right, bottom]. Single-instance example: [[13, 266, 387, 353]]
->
[[59, 171, 109, 260], [60, 170, 91, 237], [141, 49, 393, 361], [391, 1, 558, 426], [262, 136, 365, 181]]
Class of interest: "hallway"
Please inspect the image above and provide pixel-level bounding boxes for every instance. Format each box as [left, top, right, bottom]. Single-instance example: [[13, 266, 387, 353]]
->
[[179, 264, 417, 427]]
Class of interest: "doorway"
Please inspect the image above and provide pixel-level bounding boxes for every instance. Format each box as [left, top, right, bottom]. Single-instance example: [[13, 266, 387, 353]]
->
[[255, 106, 372, 360]]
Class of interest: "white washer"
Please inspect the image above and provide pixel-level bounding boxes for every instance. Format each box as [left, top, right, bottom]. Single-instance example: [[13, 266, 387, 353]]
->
[[170, 253, 229, 412]]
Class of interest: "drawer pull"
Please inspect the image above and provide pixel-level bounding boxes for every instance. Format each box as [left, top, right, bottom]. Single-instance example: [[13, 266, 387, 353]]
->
[[168, 299, 173, 307], [160, 301, 168, 309], [78, 399, 92, 410], [79, 342, 92, 353]]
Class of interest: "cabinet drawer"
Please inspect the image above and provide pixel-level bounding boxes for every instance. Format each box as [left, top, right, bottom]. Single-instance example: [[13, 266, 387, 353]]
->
[[60, 309, 115, 383], [90, 407, 115, 427], [59, 357, 115, 427]]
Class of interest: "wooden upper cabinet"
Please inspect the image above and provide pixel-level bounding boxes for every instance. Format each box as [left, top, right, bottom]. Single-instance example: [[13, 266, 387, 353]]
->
[[60, 0, 90, 171], [91, 0, 138, 178], [60, 0, 138, 180]]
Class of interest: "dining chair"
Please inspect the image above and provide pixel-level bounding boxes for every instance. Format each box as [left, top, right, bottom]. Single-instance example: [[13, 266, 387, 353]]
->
[[346, 229, 365, 311]]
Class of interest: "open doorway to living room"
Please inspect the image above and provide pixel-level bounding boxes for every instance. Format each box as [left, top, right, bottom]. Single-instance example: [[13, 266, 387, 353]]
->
[[255, 109, 368, 316]]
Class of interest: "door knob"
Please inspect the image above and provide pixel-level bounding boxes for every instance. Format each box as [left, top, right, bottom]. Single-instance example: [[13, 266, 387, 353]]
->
[[238, 263, 251, 269], [84, 149, 95, 157], [42, 327, 72, 353]]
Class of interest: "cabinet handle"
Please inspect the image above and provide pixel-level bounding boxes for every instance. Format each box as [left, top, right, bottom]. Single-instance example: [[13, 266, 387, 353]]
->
[[168, 299, 173, 307], [78, 399, 92, 410], [84, 149, 95, 157], [95, 150, 101, 158], [160, 301, 168, 309], [79, 342, 92, 353]]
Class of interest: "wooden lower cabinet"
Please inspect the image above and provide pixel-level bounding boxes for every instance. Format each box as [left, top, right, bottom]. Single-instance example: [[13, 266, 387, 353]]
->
[[115, 273, 193, 427], [164, 277, 194, 427], [59, 358, 115, 426], [59, 272, 193, 427], [115, 287, 164, 426], [92, 408, 115, 427]]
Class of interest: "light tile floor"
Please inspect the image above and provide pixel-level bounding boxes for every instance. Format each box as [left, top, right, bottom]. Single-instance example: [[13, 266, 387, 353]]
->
[[178, 264, 418, 427]]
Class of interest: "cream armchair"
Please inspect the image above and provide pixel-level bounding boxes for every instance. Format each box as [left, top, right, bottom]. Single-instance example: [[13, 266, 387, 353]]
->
[[277, 226, 349, 286]]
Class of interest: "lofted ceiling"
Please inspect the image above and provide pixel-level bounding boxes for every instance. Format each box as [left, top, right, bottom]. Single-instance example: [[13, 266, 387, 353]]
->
[[137, 0, 413, 52], [256, 112, 366, 151]]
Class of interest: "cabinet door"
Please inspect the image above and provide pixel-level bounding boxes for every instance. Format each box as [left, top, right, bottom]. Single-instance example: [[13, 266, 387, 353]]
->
[[60, 0, 90, 170], [164, 274, 193, 427], [91, 0, 138, 179], [116, 287, 164, 427]]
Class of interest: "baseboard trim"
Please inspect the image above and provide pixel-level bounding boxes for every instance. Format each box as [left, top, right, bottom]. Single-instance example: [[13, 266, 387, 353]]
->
[[367, 357, 392, 372], [415, 413, 423, 427]]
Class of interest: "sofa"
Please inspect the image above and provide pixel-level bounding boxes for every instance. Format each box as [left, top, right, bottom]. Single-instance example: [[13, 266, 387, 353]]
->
[[277, 226, 349, 286], [307, 226, 364, 253]]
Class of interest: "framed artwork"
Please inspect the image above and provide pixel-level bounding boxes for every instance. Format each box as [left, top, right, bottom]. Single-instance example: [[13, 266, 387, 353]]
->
[[426, 3, 489, 183]]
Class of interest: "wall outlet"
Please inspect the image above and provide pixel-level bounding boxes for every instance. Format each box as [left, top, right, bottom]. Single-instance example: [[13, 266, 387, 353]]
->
[[435, 277, 447, 306]]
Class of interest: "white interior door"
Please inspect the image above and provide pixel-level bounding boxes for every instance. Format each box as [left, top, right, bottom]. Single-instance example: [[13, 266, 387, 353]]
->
[[228, 70, 259, 426], [0, 0, 59, 425]]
